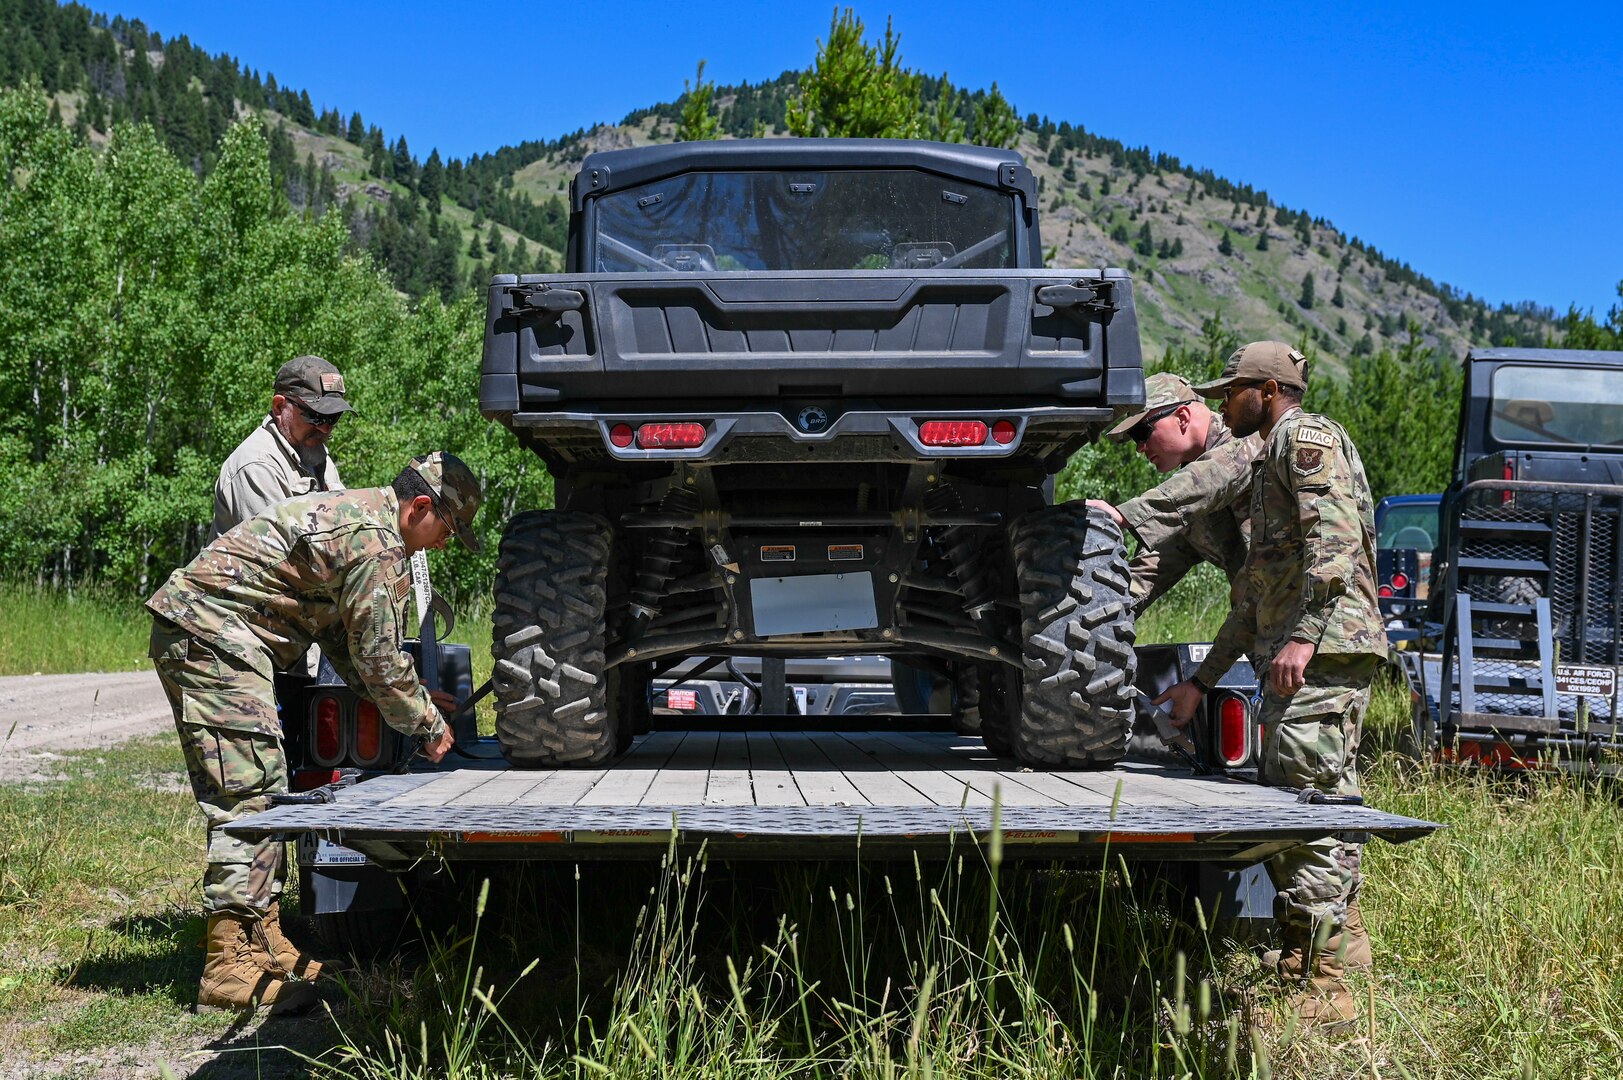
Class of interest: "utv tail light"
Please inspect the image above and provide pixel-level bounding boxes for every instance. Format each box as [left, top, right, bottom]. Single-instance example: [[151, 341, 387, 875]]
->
[[637, 422, 706, 449], [990, 419, 1017, 445], [310, 695, 343, 766], [353, 701, 385, 766], [1390, 572, 1409, 592], [919, 420, 987, 446], [1217, 694, 1251, 767], [609, 423, 635, 448], [1503, 459, 1515, 505], [1379, 585, 1394, 598]]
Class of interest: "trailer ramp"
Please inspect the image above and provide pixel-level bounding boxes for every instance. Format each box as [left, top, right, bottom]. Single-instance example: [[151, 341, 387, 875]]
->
[[230, 730, 1438, 865]]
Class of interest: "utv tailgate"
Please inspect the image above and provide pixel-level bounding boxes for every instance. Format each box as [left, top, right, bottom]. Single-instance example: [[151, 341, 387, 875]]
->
[[480, 269, 1143, 412], [229, 730, 1438, 865]]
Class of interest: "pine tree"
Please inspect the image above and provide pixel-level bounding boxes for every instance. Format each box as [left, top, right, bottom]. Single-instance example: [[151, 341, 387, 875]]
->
[[1298, 271, 1315, 309], [1331, 284, 1346, 308], [1135, 221, 1153, 257], [1255, 229, 1269, 252], [485, 221, 502, 255], [419, 149, 444, 213], [1218, 230, 1234, 256], [785, 11, 922, 138], [677, 60, 721, 141], [971, 81, 1019, 149], [346, 111, 364, 143]]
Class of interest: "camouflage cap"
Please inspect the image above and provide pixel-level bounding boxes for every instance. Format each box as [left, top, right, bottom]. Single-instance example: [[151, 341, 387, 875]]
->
[[275, 355, 353, 417], [1106, 373, 1200, 442], [1191, 340, 1308, 397], [409, 451, 483, 552]]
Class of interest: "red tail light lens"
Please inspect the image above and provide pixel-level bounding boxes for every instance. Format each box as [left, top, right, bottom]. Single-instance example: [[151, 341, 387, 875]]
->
[[990, 420, 1017, 445], [609, 423, 635, 448], [1390, 572, 1409, 591], [311, 696, 342, 765], [1379, 585, 1394, 598], [919, 420, 987, 446], [1218, 695, 1250, 766], [1503, 459, 1515, 505], [354, 701, 383, 765], [637, 422, 706, 449]]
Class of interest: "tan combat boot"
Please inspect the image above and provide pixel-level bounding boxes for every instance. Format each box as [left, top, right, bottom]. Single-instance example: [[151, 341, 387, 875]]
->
[[1289, 939, 1358, 1032], [1263, 899, 1372, 977], [197, 913, 317, 1014], [261, 899, 324, 980]]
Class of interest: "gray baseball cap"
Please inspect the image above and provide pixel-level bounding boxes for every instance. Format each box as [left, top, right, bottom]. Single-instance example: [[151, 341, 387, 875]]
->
[[275, 355, 354, 417]]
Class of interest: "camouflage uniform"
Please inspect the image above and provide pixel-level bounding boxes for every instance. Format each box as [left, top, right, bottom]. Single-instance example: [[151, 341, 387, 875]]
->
[[1192, 405, 1387, 932], [147, 486, 447, 917], [1117, 416, 1259, 609]]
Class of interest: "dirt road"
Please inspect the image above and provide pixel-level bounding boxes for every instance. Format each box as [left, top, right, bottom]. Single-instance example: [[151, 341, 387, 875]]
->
[[0, 670, 171, 783]]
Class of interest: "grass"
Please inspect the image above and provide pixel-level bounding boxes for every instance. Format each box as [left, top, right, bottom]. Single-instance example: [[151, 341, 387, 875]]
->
[[6, 592, 1623, 1077], [0, 583, 151, 676]]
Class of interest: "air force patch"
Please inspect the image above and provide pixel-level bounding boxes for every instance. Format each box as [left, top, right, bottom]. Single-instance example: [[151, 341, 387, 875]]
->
[[1295, 427, 1335, 448], [1294, 446, 1325, 474]]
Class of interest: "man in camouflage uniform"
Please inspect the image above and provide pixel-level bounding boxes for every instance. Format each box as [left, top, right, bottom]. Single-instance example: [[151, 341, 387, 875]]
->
[[1155, 342, 1386, 1029], [147, 452, 481, 1012], [210, 355, 351, 542], [1085, 371, 1262, 610]]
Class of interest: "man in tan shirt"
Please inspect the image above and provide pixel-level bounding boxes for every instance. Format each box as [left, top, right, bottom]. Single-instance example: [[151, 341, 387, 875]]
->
[[210, 355, 352, 541]]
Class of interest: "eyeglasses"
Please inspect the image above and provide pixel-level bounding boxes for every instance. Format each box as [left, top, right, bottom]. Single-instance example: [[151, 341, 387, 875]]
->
[[290, 398, 342, 429], [1220, 381, 1262, 403], [1126, 405, 1184, 445]]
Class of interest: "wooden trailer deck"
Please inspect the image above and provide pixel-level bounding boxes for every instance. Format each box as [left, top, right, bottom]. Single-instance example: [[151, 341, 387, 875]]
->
[[231, 730, 1439, 864]]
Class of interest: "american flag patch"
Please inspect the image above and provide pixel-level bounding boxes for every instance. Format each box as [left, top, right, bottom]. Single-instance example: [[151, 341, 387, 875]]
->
[[321, 372, 346, 393]]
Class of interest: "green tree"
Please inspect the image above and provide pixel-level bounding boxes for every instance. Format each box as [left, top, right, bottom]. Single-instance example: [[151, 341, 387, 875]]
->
[[419, 148, 444, 213], [1556, 281, 1623, 350], [677, 60, 721, 142], [971, 81, 1019, 149], [924, 74, 965, 143], [1218, 229, 1234, 256], [1298, 271, 1315, 309], [1255, 229, 1269, 252], [1331, 283, 1346, 308], [785, 10, 922, 138]]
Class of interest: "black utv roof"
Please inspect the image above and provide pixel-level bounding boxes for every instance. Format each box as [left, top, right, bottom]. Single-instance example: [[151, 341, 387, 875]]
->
[[1467, 347, 1623, 367], [571, 138, 1036, 211]]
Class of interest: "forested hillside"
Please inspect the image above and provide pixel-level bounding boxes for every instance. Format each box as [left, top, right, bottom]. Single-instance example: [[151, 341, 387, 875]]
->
[[2, 1, 1619, 603]]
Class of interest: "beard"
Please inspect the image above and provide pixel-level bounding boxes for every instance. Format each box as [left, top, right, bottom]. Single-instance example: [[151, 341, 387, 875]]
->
[[296, 444, 329, 474]]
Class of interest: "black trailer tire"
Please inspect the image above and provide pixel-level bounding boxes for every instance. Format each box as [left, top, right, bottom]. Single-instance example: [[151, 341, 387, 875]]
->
[[491, 510, 617, 767], [1008, 503, 1137, 768]]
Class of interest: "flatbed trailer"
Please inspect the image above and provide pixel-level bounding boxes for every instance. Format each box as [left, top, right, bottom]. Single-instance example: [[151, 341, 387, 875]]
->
[[230, 728, 1436, 867]]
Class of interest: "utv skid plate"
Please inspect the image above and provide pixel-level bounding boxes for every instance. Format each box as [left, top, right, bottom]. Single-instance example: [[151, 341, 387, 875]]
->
[[231, 731, 1437, 865]]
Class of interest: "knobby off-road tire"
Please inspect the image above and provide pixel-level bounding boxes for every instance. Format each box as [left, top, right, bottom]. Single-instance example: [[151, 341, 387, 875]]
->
[[1008, 503, 1137, 768], [492, 511, 617, 767], [953, 664, 1015, 756]]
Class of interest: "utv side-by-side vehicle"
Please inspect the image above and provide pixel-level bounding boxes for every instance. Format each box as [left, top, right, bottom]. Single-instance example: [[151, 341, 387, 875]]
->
[[478, 139, 1147, 769], [1405, 347, 1623, 768]]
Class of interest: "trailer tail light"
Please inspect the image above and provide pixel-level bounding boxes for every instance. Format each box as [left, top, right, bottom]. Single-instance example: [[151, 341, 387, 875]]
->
[[919, 420, 987, 447], [353, 701, 385, 766], [1216, 693, 1252, 767], [1503, 459, 1515, 505], [292, 768, 344, 792], [609, 423, 635, 448], [310, 695, 343, 766], [637, 422, 706, 449], [1379, 585, 1394, 598], [1390, 572, 1409, 592], [991, 419, 1017, 445]]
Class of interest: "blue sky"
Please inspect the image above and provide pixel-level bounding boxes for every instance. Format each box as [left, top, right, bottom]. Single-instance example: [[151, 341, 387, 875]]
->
[[114, 1, 1621, 317]]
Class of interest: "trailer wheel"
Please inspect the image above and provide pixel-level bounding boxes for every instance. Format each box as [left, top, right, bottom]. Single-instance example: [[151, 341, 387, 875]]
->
[[1008, 503, 1137, 768], [491, 510, 617, 767]]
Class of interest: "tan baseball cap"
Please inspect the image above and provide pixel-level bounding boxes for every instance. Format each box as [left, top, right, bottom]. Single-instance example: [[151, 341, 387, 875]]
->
[[1191, 341, 1308, 397], [1106, 372, 1199, 442], [409, 451, 483, 552]]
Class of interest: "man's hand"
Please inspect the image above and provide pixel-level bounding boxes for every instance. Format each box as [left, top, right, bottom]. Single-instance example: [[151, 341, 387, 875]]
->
[[1270, 639, 1316, 697], [1153, 679, 1206, 729], [428, 689, 459, 715], [1084, 499, 1124, 527], [421, 719, 456, 763]]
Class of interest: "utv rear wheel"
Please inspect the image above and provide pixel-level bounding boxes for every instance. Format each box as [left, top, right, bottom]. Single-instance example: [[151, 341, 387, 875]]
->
[[492, 511, 617, 767], [959, 663, 1015, 757], [1008, 504, 1137, 768]]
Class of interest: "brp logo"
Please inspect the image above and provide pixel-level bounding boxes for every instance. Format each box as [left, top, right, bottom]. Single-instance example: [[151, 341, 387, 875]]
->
[[796, 406, 830, 434]]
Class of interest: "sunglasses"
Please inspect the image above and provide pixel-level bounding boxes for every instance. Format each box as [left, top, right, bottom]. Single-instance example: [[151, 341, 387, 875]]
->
[[1127, 404, 1184, 445], [1220, 381, 1263, 402], [291, 398, 342, 429]]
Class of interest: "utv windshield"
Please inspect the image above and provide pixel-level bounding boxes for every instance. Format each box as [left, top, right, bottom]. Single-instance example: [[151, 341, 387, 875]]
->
[[1490, 365, 1623, 449], [591, 170, 1017, 272]]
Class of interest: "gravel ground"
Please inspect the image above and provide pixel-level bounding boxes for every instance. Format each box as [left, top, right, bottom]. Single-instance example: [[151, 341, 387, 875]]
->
[[0, 671, 171, 784]]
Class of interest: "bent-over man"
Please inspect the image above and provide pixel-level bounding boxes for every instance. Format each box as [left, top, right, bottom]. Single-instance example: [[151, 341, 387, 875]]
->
[[1155, 342, 1386, 1030], [147, 452, 481, 1013]]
